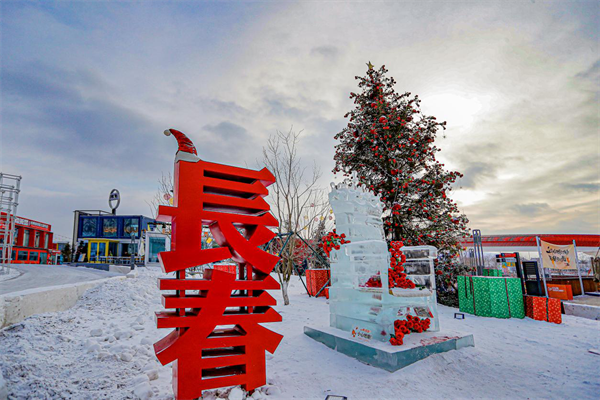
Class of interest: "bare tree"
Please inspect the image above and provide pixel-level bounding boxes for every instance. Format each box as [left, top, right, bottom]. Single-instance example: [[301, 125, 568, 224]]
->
[[147, 172, 173, 219], [262, 128, 328, 305]]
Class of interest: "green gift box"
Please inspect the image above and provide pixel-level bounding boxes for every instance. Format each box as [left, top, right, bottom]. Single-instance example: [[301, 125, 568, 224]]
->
[[458, 276, 475, 314], [483, 269, 502, 277], [458, 276, 524, 319]]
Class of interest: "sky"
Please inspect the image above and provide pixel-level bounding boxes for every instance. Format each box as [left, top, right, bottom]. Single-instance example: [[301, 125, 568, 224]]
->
[[1, 0, 598, 239]]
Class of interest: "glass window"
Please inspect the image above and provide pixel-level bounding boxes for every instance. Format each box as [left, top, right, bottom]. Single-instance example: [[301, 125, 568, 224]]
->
[[29, 252, 38, 262], [108, 242, 118, 257], [40, 252, 48, 264], [34, 232, 41, 247], [123, 218, 140, 237], [98, 242, 107, 259], [44, 234, 49, 249], [148, 236, 166, 263], [89, 242, 98, 262], [121, 243, 137, 257], [13, 227, 19, 245], [18, 251, 28, 261], [11, 250, 16, 260], [23, 229, 30, 246], [102, 218, 117, 237], [82, 218, 97, 237]]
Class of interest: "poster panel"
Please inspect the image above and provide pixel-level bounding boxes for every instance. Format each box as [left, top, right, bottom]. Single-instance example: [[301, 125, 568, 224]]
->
[[540, 240, 577, 270]]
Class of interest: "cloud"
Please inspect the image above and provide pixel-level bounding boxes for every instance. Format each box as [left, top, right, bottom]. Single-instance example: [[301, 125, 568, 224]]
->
[[576, 59, 600, 83], [563, 183, 600, 193], [310, 45, 339, 58], [265, 97, 309, 119], [512, 203, 552, 216], [195, 121, 257, 164], [456, 161, 498, 189], [202, 121, 249, 139], [1, 1, 599, 237], [2, 63, 169, 172]]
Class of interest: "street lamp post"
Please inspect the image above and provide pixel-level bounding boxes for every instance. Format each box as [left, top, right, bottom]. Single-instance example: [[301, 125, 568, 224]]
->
[[130, 233, 136, 270]]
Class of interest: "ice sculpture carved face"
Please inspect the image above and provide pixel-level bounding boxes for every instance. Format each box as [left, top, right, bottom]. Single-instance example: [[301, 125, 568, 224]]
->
[[329, 183, 384, 242]]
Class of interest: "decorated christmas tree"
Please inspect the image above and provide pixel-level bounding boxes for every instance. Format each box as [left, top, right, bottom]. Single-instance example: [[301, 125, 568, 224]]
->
[[333, 63, 471, 306]]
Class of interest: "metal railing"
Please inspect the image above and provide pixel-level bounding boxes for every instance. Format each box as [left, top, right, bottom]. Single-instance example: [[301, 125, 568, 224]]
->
[[0, 173, 21, 275], [86, 255, 144, 265]]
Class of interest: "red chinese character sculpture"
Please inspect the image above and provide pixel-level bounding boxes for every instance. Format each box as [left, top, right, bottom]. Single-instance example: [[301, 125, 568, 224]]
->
[[155, 128, 283, 400]]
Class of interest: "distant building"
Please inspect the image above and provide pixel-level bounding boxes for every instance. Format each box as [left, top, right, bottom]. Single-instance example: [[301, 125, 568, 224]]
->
[[53, 240, 70, 253], [52, 239, 71, 264], [1, 213, 55, 264], [72, 210, 169, 266]]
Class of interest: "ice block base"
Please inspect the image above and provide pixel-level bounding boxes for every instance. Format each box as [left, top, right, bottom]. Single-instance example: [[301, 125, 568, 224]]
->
[[304, 325, 474, 372]]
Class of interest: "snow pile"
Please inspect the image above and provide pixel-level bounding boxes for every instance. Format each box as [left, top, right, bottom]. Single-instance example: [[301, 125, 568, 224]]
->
[[0, 268, 168, 399], [0, 268, 19, 283], [0, 268, 598, 399]]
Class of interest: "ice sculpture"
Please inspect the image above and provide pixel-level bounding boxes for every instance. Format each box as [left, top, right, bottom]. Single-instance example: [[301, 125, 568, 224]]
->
[[328, 183, 440, 342]]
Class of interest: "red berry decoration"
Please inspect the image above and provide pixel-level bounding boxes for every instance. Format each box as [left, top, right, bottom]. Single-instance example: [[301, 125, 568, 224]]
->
[[387, 241, 414, 289], [320, 230, 350, 257], [363, 272, 382, 288], [389, 315, 431, 346]]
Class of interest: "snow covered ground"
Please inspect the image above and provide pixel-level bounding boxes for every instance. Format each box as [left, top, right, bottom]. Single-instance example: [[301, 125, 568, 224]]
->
[[0, 267, 598, 400], [0, 264, 120, 295], [0, 268, 19, 284]]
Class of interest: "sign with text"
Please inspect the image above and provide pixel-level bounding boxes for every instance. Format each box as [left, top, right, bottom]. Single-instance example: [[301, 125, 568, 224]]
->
[[154, 128, 282, 399], [109, 189, 120, 213], [351, 326, 372, 342], [14, 216, 50, 231], [540, 240, 576, 270]]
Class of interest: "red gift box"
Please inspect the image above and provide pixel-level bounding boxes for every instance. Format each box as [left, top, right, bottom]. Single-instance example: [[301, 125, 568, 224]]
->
[[306, 269, 330, 297], [547, 298, 562, 324], [525, 295, 534, 318], [547, 284, 573, 301], [524, 295, 562, 324], [212, 264, 237, 275]]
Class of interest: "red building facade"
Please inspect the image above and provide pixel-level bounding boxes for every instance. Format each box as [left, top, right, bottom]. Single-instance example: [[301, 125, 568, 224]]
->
[[1, 213, 54, 264]]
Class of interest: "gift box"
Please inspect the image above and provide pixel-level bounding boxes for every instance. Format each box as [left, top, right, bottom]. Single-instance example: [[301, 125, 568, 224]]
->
[[458, 276, 525, 319], [306, 269, 330, 297], [524, 295, 533, 317], [458, 276, 475, 315], [212, 264, 237, 275], [547, 284, 573, 301], [483, 269, 502, 277], [524, 295, 562, 324], [547, 298, 562, 323]]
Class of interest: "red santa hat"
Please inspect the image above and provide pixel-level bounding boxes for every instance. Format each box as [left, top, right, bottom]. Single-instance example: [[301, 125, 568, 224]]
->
[[163, 129, 200, 163]]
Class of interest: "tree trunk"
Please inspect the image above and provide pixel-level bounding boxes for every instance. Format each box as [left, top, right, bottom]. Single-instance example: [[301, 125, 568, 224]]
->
[[281, 280, 290, 305]]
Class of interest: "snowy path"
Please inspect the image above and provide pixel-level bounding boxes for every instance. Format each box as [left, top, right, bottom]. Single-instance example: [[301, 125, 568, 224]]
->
[[0, 264, 120, 295], [0, 268, 598, 399], [0, 268, 20, 284]]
